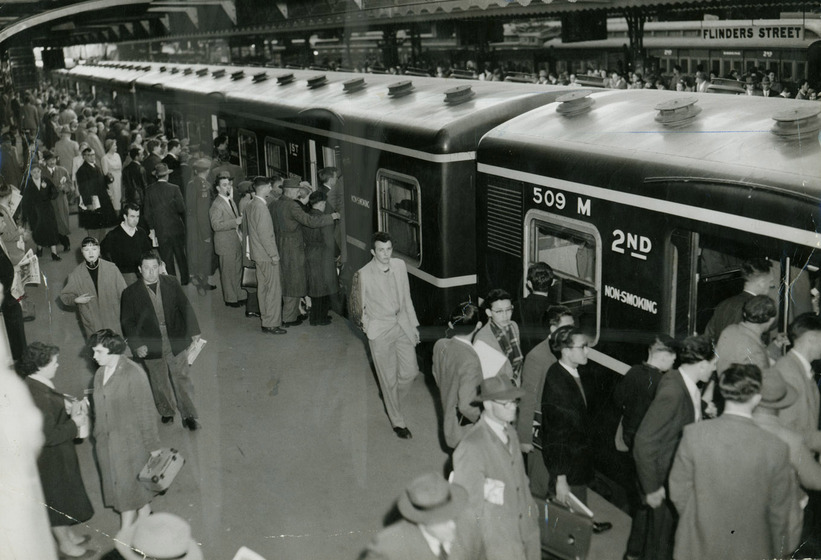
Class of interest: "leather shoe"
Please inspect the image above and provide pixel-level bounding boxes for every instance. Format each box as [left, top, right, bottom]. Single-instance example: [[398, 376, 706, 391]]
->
[[51, 252, 62, 261], [225, 301, 243, 308], [245, 311, 261, 318], [183, 417, 200, 431], [206, 284, 217, 290], [393, 426, 412, 439], [282, 317, 304, 327], [161, 416, 174, 424], [592, 521, 612, 534], [262, 326, 287, 335]]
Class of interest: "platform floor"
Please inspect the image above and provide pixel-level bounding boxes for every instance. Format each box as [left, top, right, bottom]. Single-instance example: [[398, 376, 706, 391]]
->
[[19, 220, 629, 559]]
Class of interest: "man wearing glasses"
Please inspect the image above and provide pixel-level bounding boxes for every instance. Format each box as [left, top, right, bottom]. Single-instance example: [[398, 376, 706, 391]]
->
[[474, 288, 523, 384], [542, 325, 612, 534], [452, 374, 540, 560]]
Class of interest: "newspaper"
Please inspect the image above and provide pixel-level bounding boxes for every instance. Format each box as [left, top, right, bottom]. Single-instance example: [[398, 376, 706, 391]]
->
[[187, 337, 207, 366], [11, 249, 40, 299], [8, 186, 22, 216]]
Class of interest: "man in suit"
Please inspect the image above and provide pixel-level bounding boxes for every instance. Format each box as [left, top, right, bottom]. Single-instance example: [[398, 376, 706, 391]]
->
[[362, 472, 479, 560], [162, 139, 183, 190], [185, 158, 215, 295], [141, 139, 163, 179], [41, 150, 72, 252], [317, 166, 346, 265], [518, 306, 573, 497], [245, 176, 286, 335], [517, 262, 554, 355], [143, 163, 188, 285], [669, 364, 794, 560], [351, 231, 419, 439], [541, 325, 611, 533], [122, 147, 148, 209], [474, 288, 523, 384], [209, 172, 245, 308], [75, 147, 118, 241], [704, 258, 774, 342], [715, 295, 777, 375], [633, 335, 717, 560], [452, 375, 540, 560], [121, 250, 201, 430]]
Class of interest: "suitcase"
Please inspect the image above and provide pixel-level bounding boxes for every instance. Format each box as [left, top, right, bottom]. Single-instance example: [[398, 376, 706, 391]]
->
[[540, 498, 593, 560], [139, 448, 185, 493]]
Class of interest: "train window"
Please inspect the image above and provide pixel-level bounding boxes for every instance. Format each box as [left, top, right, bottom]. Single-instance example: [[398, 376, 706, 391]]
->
[[169, 111, 185, 141], [525, 213, 600, 341], [376, 169, 421, 266], [264, 137, 287, 176], [238, 129, 259, 177]]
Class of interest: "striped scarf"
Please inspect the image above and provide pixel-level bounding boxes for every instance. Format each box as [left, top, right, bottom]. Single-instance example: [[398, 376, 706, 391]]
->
[[490, 321, 523, 385]]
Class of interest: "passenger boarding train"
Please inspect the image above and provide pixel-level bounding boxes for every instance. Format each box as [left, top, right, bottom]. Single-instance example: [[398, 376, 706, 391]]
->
[[55, 63, 821, 481]]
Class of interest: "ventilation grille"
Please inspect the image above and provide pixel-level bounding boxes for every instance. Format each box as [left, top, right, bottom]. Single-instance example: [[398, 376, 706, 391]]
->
[[486, 182, 523, 257]]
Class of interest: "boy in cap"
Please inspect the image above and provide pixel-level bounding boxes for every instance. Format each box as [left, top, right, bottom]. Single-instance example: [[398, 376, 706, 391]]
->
[[451, 375, 540, 560]]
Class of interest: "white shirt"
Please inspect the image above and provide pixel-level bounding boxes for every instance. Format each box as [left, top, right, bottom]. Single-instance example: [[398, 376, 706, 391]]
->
[[790, 349, 814, 381], [483, 414, 509, 445], [419, 526, 451, 557], [723, 409, 753, 420], [679, 370, 702, 421], [559, 361, 580, 379]]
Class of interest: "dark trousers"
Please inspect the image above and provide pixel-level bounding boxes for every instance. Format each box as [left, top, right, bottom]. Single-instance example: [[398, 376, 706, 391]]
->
[[645, 499, 676, 560], [3, 301, 26, 360], [245, 289, 260, 314], [310, 295, 330, 324], [158, 236, 189, 284], [796, 490, 821, 557]]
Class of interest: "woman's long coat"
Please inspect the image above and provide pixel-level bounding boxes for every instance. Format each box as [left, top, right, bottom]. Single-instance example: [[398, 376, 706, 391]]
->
[[21, 176, 59, 247], [60, 259, 127, 337]]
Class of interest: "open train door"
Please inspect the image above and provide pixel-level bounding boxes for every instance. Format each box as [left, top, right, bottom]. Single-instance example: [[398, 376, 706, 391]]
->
[[808, 40, 821, 88]]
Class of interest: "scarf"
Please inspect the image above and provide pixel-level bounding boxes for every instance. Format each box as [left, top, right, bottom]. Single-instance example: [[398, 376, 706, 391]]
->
[[490, 321, 523, 384]]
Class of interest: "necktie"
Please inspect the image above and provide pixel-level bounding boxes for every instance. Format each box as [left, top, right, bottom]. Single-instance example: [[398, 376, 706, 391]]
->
[[573, 376, 587, 407], [229, 198, 238, 217], [438, 543, 448, 560]]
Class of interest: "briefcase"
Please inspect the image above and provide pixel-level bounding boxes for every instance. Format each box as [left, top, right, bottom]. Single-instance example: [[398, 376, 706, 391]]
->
[[139, 448, 185, 493], [241, 264, 257, 289], [540, 498, 593, 560]]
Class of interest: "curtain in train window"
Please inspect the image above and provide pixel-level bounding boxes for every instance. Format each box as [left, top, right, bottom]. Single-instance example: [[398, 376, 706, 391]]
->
[[238, 129, 259, 177], [529, 218, 599, 339], [169, 112, 185, 141], [264, 137, 287, 177], [376, 170, 421, 265]]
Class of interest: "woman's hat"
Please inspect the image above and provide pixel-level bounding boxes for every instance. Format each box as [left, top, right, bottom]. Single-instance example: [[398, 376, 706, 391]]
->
[[115, 512, 203, 560], [397, 472, 468, 524]]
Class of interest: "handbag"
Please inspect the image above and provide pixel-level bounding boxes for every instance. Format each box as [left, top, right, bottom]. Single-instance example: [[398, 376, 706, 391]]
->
[[240, 236, 257, 289], [139, 448, 185, 493]]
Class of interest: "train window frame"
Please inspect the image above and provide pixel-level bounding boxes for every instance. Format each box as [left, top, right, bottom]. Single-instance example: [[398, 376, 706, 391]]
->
[[264, 136, 288, 177], [523, 210, 602, 344], [375, 169, 422, 267], [237, 128, 259, 178]]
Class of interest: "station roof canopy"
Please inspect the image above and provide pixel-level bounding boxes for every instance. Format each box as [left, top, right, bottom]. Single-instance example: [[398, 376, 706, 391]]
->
[[0, 0, 817, 47]]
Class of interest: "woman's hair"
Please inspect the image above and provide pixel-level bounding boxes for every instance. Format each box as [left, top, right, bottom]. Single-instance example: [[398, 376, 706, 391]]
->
[[447, 300, 482, 336], [88, 329, 128, 355], [308, 190, 327, 207], [104, 138, 116, 152], [15, 342, 59, 377], [718, 363, 762, 403]]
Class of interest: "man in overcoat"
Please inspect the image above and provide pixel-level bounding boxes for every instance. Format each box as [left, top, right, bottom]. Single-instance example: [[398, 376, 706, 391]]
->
[[143, 163, 188, 285], [185, 158, 215, 295], [121, 250, 201, 430]]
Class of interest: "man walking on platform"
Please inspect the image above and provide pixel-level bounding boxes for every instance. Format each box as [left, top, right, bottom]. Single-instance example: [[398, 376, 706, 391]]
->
[[352, 232, 420, 439]]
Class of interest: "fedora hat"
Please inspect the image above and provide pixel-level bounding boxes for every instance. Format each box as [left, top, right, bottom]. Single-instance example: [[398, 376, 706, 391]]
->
[[758, 368, 798, 410], [153, 163, 171, 177], [476, 374, 525, 402], [192, 157, 211, 171], [282, 177, 301, 190], [397, 472, 468, 524], [115, 513, 203, 560]]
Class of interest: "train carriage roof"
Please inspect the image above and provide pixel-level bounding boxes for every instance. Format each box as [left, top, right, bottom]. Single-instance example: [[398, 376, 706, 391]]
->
[[479, 88, 821, 197], [62, 62, 567, 155]]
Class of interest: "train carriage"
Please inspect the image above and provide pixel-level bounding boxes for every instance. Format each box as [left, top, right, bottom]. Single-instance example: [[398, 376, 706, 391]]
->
[[59, 62, 567, 325], [476, 88, 821, 482]]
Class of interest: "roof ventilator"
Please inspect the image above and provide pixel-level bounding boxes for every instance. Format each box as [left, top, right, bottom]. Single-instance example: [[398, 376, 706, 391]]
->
[[183, 68, 193, 75], [771, 106, 821, 141], [556, 90, 595, 117], [212, 69, 226, 79], [252, 72, 268, 83], [343, 77, 366, 93], [444, 85, 475, 105], [196, 68, 209, 77], [277, 73, 295, 85], [231, 71, 245, 81], [387, 80, 414, 98], [307, 75, 327, 89], [654, 97, 702, 128], [159, 66, 167, 72], [171, 68, 180, 74]]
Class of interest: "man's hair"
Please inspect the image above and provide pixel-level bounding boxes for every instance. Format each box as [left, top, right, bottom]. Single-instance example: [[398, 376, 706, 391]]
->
[[527, 262, 554, 292], [741, 259, 772, 282], [139, 249, 162, 267], [308, 190, 327, 207], [167, 139, 180, 152], [484, 288, 512, 310], [213, 133, 228, 149], [718, 363, 762, 403], [88, 328, 128, 355], [121, 201, 140, 219], [252, 175, 270, 189], [372, 231, 392, 248], [787, 312, 821, 345], [146, 139, 160, 154], [648, 334, 678, 355], [318, 167, 337, 183], [447, 300, 482, 336], [549, 325, 585, 354], [544, 305, 573, 329], [129, 147, 142, 160], [742, 295, 777, 324], [81, 147, 93, 155], [678, 335, 715, 365]]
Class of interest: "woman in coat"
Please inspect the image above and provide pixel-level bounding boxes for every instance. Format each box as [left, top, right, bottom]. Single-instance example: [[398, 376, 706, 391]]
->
[[101, 139, 123, 211], [21, 164, 61, 260], [18, 342, 94, 557], [89, 329, 160, 529], [304, 191, 337, 325]]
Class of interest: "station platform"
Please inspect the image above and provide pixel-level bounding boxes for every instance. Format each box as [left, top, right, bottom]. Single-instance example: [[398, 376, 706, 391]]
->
[[21, 219, 629, 559]]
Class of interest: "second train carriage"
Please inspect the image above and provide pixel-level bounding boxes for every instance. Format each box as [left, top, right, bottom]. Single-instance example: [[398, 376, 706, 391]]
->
[[58, 62, 568, 325]]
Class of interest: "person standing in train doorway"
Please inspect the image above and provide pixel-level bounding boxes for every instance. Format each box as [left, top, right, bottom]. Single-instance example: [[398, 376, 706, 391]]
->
[[351, 231, 420, 439]]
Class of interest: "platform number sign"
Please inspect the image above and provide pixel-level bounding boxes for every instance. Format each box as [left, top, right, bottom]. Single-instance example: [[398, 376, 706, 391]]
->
[[289, 142, 300, 157]]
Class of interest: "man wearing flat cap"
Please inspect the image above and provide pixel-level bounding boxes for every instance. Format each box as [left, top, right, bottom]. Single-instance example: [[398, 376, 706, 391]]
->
[[362, 472, 482, 560], [143, 162, 189, 285], [451, 375, 540, 560]]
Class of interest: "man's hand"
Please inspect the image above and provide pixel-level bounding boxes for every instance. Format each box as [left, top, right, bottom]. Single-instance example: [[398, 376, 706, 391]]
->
[[412, 327, 420, 346], [136, 345, 148, 358], [74, 293, 94, 304], [520, 443, 533, 454], [555, 475, 571, 505], [331, 212, 341, 220], [191, 334, 201, 343], [234, 217, 242, 225], [646, 487, 666, 508]]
